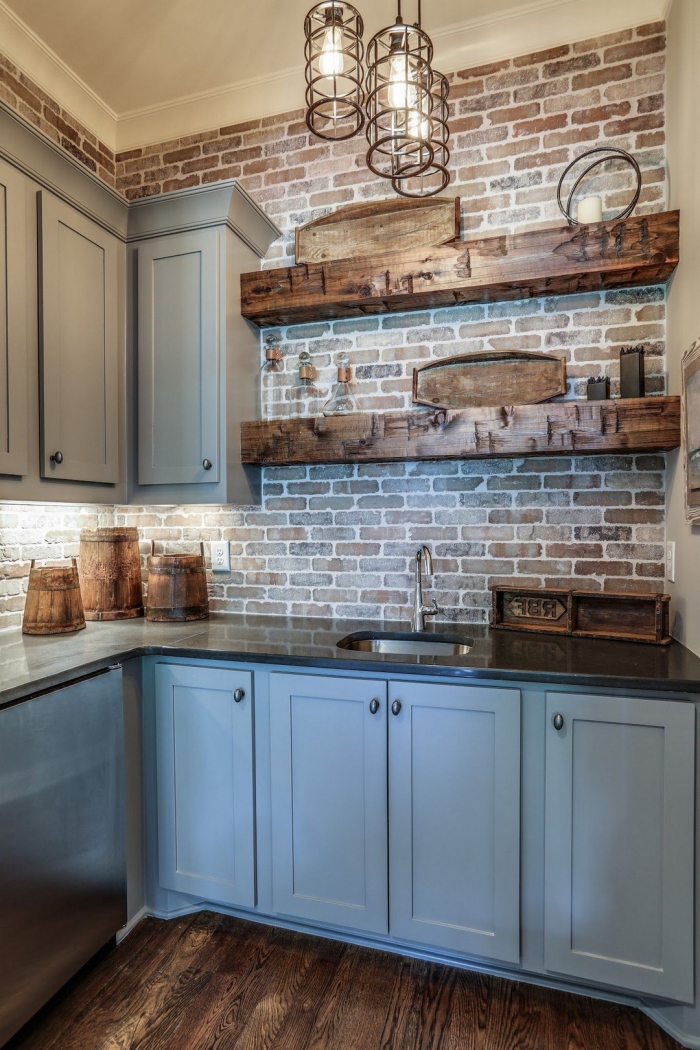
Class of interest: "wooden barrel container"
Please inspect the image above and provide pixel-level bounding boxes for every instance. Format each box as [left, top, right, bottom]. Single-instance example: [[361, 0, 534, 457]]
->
[[23, 558, 86, 635], [145, 542, 209, 622], [79, 527, 144, 621]]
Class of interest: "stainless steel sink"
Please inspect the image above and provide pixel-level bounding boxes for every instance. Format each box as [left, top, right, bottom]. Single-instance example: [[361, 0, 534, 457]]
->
[[336, 631, 473, 657]]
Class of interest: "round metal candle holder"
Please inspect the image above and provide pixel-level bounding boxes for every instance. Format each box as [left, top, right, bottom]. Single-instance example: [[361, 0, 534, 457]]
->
[[392, 69, 450, 198], [557, 146, 642, 225], [365, 18, 435, 182], [305, 2, 365, 141]]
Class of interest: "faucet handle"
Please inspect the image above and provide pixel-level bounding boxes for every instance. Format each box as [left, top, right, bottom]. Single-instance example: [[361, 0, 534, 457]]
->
[[424, 599, 439, 618]]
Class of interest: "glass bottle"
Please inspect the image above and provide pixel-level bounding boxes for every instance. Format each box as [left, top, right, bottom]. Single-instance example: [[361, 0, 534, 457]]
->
[[322, 352, 357, 416], [261, 335, 283, 420], [289, 350, 323, 417]]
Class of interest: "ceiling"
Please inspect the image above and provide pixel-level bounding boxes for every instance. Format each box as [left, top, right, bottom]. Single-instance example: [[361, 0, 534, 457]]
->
[[0, 0, 669, 151]]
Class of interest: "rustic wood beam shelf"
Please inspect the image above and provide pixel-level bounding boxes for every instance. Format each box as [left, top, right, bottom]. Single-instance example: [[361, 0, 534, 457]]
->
[[241, 396, 680, 466], [240, 211, 679, 328]]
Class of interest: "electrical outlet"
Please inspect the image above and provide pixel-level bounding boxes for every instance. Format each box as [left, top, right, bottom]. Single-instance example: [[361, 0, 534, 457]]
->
[[211, 541, 230, 573], [666, 540, 676, 583]]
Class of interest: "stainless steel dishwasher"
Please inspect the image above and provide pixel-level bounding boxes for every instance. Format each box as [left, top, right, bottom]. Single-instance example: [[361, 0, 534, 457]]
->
[[0, 666, 126, 1046]]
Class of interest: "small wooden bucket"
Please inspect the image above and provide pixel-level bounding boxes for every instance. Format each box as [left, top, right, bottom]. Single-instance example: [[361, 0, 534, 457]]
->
[[23, 558, 86, 635], [79, 527, 144, 621], [145, 542, 209, 622]]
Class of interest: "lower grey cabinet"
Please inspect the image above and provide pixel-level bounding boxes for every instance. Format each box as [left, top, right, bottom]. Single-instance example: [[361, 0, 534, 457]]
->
[[38, 191, 119, 484], [270, 673, 389, 934], [389, 680, 521, 963], [155, 663, 255, 908], [544, 691, 695, 1002]]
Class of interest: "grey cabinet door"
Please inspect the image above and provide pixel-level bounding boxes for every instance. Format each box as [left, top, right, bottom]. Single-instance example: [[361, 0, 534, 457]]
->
[[270, 672, 388, 933], [38, 191, 119, 483], [0, 160, 28, 476], [544, 692, 695, 1002], [137, 231, 220, 485], [155, 664, 255, 908], [389, 680, 521, 963]]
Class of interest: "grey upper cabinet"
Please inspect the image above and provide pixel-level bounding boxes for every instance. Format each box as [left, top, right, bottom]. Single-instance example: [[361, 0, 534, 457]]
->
[[137, 230, 220, 485], [129, 181, 280, 506], [155, 663, 255, 908], [544, 691, 695, 1003], [270, 672, 389, 934], [0, 159, 28, 476], [389, 680, 521, 964], [38, 191, 120, 484]]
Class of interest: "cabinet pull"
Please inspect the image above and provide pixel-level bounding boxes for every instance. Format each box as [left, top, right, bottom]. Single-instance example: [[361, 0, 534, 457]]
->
[[391, 699, 402, 716], [50, 451, 63, 464], [233, 688, 245, 703], [369, 698, 380, 714], [203, 459, 212, 470], [552, 713, 564, 731]]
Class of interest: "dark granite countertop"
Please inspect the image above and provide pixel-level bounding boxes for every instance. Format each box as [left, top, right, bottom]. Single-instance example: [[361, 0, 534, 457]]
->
[[2, 613, 700, 707]]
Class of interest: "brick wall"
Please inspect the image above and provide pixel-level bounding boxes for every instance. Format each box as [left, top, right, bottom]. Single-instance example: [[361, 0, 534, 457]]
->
[[0, 21, 669, 631]]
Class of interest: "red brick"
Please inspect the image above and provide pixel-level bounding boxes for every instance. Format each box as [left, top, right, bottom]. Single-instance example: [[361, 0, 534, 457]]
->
[[636, 21, 666, 37], [573, 29, 632, 54], [543, 53, 600, 78], [572, 64, 632, 91], [514, 45, 570, 67], [514, 148, 569, 170], [162, 174, 200, 192], [604, 36, 665, 64], [604, 113, 664, 135], [163, 144, 201, 164], [572, 102, 630, 124], [487, 103, 540, 125]]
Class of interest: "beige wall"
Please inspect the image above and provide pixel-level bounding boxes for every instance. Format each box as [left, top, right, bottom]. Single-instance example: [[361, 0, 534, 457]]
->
[[665, 0, 700, 654]]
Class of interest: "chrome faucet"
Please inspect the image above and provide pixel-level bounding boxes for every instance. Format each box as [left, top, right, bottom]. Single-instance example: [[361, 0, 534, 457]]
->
[[412, 546, 439, 632]]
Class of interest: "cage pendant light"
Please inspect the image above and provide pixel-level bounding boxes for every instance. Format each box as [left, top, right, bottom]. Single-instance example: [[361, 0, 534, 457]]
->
[[365, 2, 435, 183], [304, 2, 365, 140], [392, 69, 450, 197]]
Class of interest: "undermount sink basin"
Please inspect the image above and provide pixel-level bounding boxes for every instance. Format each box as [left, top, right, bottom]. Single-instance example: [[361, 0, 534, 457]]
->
[[336, 631, 473, 657]]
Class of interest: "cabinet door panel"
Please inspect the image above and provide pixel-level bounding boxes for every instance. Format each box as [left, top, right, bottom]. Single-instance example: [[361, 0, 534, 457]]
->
[[138, 232, 219, 485], [544, 692, 695, 1002], [38, 192, 119, 483], [389, 681, 521, 963], [270, 673, 388, 933], [0, 160, 27, 475], [156, 664, 254, 907]]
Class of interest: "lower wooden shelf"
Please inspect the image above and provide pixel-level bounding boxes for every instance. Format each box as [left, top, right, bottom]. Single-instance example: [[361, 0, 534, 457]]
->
[[240, 396, 680, 466]]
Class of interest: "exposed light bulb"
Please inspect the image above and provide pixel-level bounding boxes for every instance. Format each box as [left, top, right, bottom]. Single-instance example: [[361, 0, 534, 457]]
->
[[319, 24, 344, 76], [407, 107, 430, 141], [388, 51, 417, 110]]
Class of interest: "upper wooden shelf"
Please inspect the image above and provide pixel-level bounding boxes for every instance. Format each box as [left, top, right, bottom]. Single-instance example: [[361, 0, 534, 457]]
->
[[240, 211, 680, 328], [241, 396, 680, 466]]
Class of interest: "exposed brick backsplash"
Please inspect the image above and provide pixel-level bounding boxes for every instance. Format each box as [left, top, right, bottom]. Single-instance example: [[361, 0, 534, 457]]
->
[[0, 21, 670, 632]]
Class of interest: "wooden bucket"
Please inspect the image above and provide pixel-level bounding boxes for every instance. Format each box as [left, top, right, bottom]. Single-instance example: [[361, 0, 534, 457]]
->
[[23, 558, 86, 635], [79, 527, 144, 621], [145, 542, 209, 622]]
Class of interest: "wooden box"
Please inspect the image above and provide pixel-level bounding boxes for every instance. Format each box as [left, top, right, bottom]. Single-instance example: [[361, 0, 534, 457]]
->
[[491, 586, 671, 645]]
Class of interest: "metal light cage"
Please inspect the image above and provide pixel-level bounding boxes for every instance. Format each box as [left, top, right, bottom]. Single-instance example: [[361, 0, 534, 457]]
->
[[305, 2, 365, 141], [365, 19, 435, 181], [392, 69, 450, 197]]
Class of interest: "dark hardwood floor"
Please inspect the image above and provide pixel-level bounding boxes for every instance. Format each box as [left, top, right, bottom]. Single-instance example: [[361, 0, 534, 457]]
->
[[10, 912, 681, 1050]]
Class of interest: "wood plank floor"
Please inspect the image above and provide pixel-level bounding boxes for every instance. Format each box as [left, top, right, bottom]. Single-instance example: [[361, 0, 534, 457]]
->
[[10, 912, 682, 1050]]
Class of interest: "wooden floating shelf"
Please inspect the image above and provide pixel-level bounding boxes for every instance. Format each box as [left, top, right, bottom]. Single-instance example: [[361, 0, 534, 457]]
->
[[241, 396, 680, 466], [240, 211, 680, 328]]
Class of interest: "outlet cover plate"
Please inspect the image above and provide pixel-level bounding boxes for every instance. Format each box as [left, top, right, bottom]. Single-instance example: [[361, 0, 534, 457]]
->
[[211, 541, 230, 573], [666, 541, 675, 583]]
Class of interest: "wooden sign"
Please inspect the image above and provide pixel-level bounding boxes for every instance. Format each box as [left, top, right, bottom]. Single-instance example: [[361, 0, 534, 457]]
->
[[491, 586, 671, 645], [295, 197, 460, 265], [412, 351, 566, 409]]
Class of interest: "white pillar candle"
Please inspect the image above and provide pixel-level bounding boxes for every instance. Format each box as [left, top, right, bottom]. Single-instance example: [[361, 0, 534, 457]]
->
[[577, 195, 603, 224]]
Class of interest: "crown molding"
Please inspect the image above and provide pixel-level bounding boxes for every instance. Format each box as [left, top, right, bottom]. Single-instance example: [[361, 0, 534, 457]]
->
[[0, 0, 117, 148], [0, 0, 667, 155]]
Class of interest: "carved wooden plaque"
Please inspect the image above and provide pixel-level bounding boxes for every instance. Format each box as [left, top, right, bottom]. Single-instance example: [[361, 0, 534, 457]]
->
[[412, 351, 567, 409]]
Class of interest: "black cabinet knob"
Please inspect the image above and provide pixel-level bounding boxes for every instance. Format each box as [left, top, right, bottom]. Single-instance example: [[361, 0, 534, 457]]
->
[[50, 451, 63, 464], [391, 699, 402, 716], [233, 688, 245, 703], [553, 713, 564, 731], [369, 698, 380, 714], [203, 459, 212, 470]]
